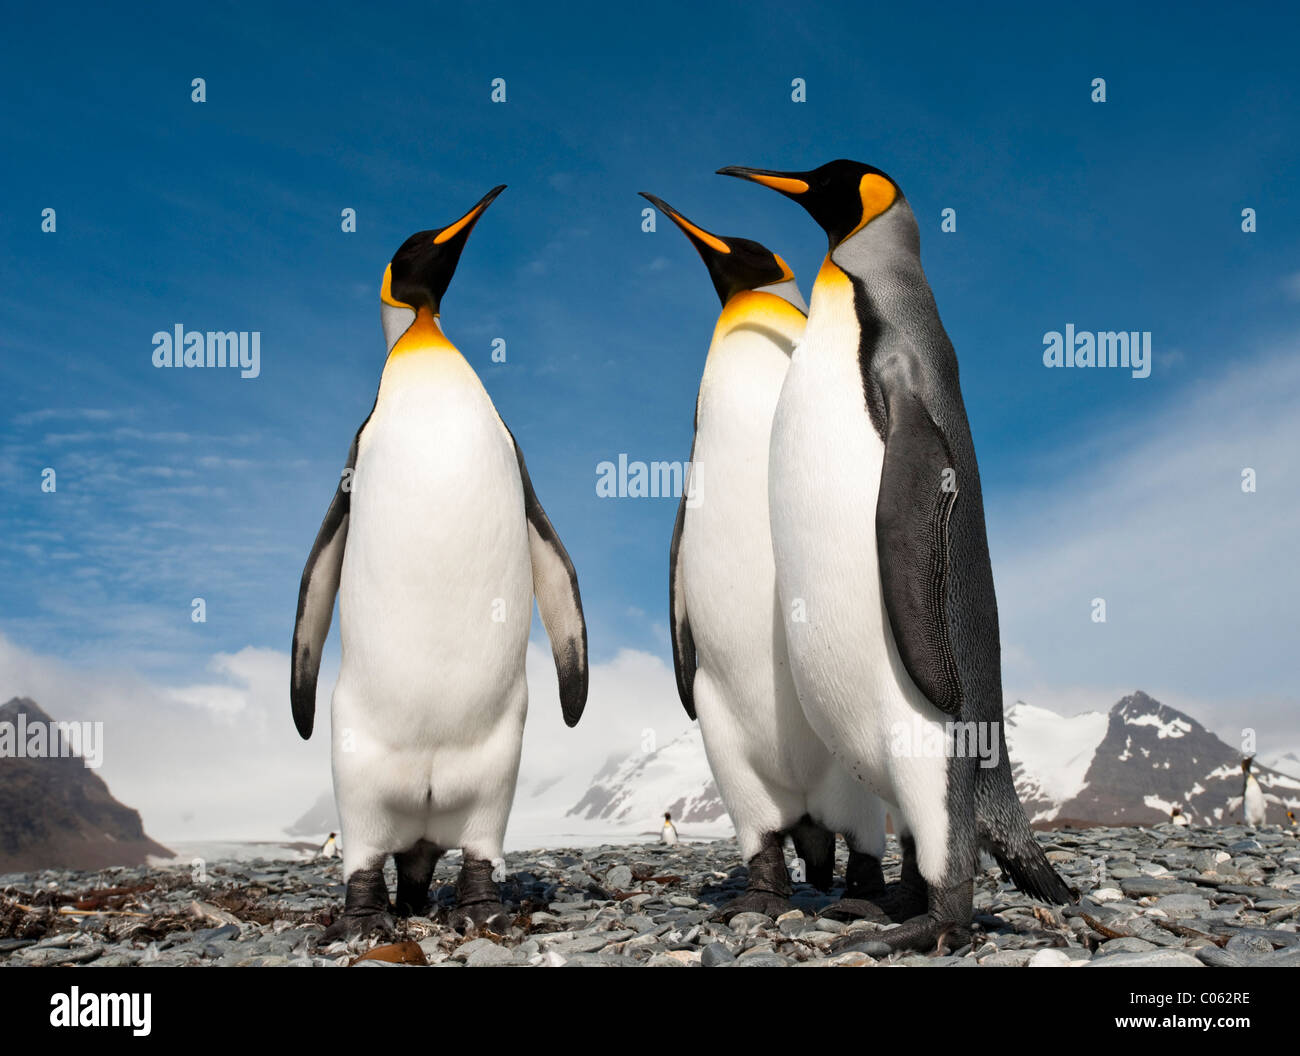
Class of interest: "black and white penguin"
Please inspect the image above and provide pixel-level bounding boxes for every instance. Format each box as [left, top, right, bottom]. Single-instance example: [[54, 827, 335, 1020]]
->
[[660, 812, 679, 846], [644, 191, 888, 918], [1241, 757, 1267, 827], [718, 160, 1074, 949], [318, 832, 340, 858], [291, 186, 589, 939]]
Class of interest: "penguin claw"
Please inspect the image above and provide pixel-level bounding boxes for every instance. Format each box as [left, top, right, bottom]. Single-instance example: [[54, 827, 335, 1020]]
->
[[880, 914, 970, 954], [321, 910, 396, 943], [817, 897, 892, 924], [860, 883, 929, 923], [716, 890, 796, 922], [448, 901, 512, 934]]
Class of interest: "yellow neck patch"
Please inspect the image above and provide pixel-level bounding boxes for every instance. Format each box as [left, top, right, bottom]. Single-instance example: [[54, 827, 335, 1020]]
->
[[716, 289, 806, 335], [814, 255, 852, 292], [389, 306, 456, 358]]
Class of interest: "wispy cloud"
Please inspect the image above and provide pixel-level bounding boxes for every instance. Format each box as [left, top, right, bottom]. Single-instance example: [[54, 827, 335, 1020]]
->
[[995, 342, 1300, 756], [0, 630, 693, 846]]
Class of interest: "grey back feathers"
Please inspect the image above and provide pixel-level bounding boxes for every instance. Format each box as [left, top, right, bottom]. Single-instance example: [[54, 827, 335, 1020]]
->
[[837, 190, 1073, 905]]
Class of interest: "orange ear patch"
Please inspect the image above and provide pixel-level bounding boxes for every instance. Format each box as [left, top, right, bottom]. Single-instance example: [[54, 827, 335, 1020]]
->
[[854, 173, 897, 233], [380, 264, 413, 309]]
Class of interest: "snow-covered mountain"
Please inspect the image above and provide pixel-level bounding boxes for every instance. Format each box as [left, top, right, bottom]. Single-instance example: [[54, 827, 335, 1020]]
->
[[1262, 751, 1300, 781], [1007, 691, 1300, 827], [284, 691, 1300, 846], [565, 730, 726, 831], [561, 691, 1300, 836]]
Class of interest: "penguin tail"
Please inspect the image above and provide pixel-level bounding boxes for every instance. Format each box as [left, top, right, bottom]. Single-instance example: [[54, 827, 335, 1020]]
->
[[976, 764, 1076, 906], [789, 817, 836, 892]]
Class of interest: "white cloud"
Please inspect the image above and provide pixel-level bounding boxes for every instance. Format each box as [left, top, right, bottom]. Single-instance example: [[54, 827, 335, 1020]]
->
[[0, 630, 694, 848], [511, 642, 694, 845], [994, 345, 1300, 757]]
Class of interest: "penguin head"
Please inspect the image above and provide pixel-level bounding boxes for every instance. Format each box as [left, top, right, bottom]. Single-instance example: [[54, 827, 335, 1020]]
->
[[638, 192, 801, 309], [1242, 757, 1254, 773], [664, 812, 672, 822], [380, 184, 506, 350], [717, 159, 908, 250]]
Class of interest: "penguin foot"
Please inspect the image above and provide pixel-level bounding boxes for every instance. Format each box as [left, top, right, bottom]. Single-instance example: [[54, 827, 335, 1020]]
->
[[866, 835, 929, 922], [448, 900, 512, 934], [321, 910, 396, 942], [716, 889, 796, 922], [854, 879, 929, 923], [818, 897, 891, 923], [448, 857, 511, 934], [322, 867, 395, 942], [879, 879, 973, 954], [715, 834, 793, 921]]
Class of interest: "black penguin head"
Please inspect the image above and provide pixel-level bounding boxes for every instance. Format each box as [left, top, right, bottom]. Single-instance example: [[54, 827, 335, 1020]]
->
[[664, 812, 672, 821], [638, 192, 794, 306], [381, 185, 506, 316], [1242, 756, 1254, 773], [717, 159, 902, 248]]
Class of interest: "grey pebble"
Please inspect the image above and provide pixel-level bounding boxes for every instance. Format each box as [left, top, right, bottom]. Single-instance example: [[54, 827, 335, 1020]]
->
[[1087, 949, 1204, 967], [701, 942, 735, 966]]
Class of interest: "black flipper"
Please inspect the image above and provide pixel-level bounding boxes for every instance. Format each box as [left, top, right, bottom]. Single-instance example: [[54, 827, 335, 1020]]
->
[[874, 383, 964, 716], [976, 725, 1077, 905], [510, 434, 589, 727], [668, 443, 698, 719], [290, 429, 362, 740]]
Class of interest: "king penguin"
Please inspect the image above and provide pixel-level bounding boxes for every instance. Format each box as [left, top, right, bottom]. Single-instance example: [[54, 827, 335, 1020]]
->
[[660, 811, 679, 846], [718, 160, 1074, 949], [1241, 757, 1267, 827], [644, 192, 890, 920], [290, 185, 589, 939]]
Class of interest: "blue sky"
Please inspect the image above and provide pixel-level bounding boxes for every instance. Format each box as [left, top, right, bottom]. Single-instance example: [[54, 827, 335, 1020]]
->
[[2, 3, 1299, 835]]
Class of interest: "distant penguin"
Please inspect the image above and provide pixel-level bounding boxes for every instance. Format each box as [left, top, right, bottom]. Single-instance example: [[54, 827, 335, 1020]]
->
[[319, 832, 340, 858], [1169, 807, 1189, 828], [661, 812, 679, 846], [1287, 809, 1297, 831], [644, 192, 888, 919], [1241, 758, 1267, 827], [719, 159, 1074, 949], [291, 186, 589, 939]]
